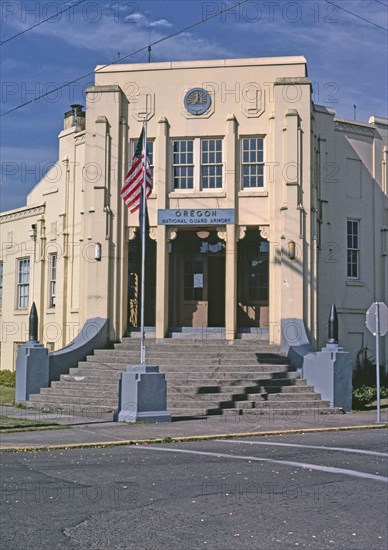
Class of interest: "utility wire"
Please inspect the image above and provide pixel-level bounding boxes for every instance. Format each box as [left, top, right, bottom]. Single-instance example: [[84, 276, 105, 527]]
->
[[0, 0, 252, 118], [373, 0, 388, 8], [1, 0, 387, 117], [0, 0, 89, 46], [325, 1, 388, 31]]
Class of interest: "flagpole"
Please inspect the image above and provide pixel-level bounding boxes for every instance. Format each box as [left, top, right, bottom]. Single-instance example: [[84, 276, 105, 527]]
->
[[140, 117, 147, 365]]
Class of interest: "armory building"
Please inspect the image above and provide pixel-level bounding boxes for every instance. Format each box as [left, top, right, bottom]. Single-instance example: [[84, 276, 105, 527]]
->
[[1, 56, 387, 372]]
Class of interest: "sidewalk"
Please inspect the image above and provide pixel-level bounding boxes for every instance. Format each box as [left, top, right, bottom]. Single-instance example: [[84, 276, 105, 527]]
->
[[1, 404, 387, 451]]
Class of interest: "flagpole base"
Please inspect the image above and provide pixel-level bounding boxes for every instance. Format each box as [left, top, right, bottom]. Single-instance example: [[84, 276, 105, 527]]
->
[[115, 364, 171, 423]]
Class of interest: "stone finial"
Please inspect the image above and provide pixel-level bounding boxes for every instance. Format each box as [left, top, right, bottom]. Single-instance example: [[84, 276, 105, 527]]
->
[[29, 302, 39, 342], [328, 303, 338, 344]]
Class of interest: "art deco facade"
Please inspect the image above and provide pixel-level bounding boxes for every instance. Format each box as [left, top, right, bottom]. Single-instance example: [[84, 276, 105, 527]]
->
[[1, 57, 387, 372]]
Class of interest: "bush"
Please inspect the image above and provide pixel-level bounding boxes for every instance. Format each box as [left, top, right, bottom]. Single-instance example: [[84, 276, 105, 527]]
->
[[352, 384, 388, 409], [0, 370, 16, 388], [352, 385, 376, 408], [353, 347, 388, 388]]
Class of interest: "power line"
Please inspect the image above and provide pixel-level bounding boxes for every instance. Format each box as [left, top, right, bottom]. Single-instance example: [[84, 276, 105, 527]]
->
[[0, 0, 89, 46], [0, 0, 252, 118], [373, 0, 388, 8], [324, 1, 388, 31]]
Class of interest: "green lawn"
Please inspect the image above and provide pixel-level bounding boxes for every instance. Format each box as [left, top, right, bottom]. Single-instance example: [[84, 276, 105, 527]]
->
[[0, 415, 67, 432], [0, 385, 15, 406]]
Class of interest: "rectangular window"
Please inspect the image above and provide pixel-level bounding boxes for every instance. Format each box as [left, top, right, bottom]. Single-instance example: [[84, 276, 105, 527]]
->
[[347, 220, 359, 279], [184, 260, 203, 300], [242, 137, 264, 188], [0, 261, 3, 310], [133, 139, 154, 179], [17, 258, 30, 309], [172, 138, 223, 191], [49, 254, 57, 308], [173, 140, 194, 189], [201, 139, 223, 189]]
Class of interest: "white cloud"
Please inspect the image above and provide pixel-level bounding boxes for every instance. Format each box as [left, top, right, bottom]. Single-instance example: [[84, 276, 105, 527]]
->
[[149, 19, 173, 29]]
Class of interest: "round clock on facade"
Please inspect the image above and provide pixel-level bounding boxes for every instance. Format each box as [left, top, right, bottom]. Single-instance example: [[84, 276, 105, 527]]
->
[[184, 88, 212, 115]]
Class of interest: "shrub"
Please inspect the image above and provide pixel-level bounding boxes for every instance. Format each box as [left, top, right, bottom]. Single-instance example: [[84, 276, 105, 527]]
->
[[352, 384, 388, 409], [353, 347, 388, 388], [0, 370, 16, 388]]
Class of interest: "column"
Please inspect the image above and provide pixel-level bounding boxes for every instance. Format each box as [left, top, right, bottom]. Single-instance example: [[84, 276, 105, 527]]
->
[[224, 114, 238, 340], [155, 116, 170, 339]]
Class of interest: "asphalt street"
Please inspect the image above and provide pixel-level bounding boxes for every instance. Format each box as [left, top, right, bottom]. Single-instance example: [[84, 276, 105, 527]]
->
[[1, 429, 387, 550]]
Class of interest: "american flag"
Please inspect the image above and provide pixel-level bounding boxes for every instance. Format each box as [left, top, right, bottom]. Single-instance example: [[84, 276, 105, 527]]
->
[[120, 129, 152, 213]]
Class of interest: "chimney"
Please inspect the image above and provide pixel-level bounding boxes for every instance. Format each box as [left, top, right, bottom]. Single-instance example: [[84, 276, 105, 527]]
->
[[64, 104, 85, 131]]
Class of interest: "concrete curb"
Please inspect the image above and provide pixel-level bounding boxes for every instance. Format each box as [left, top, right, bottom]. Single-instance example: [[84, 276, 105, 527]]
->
[[1, 423, 386, 453]]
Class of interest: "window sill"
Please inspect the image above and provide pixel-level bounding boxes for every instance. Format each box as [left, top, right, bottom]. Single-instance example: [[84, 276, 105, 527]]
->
[[169, 191, 226, 199], [14, 309, 29, 315], [238, 189, 268, 197], [346, 280, 365, 287], [46, 309, 56, 314]]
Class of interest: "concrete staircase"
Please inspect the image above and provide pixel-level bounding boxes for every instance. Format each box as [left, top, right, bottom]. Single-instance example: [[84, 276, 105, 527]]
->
[[27, 337, 338, 419]]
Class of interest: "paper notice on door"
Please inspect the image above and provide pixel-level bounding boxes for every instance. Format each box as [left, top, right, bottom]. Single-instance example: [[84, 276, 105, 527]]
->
[[194, 273, 203, 288]]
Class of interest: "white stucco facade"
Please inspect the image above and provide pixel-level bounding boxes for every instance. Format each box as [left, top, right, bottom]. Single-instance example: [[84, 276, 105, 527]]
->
[[1, 57, 387, 372]]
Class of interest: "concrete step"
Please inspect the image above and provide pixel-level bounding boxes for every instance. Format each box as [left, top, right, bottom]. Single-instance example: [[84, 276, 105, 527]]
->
[[168, 401, 333, 416], [92, 349, 288, 360], [24, 400, 115, 414], [82, 361, 293, 374], [28, 394, 117, 406], [113, 342, 276, 357], [265, 392, 322, 401], [24, 336, 332, 420], [51, 381, 119, 391], [167, 373, 301, 387], [168, 384, 313, 398], [39, 387, 118, 399]]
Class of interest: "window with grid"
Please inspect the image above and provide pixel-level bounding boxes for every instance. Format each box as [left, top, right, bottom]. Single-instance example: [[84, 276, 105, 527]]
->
[[49, 254, 57, 308], [201, 139, 222, 189], [133, 139, 154, 179], [248, 258, 269, 301], [0, 261, 3, 310], [17, 258, 30, 309], [347, 220, 359, 279], [173, 140, 194, 189], [184, 260, 203, 300], [242, 137, 264, 188]]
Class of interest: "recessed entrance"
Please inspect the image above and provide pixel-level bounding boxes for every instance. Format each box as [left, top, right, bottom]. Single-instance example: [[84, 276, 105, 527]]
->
[[169, 231, 225, 328], [237, 229, 269, 327], [127, 236, 156, 328]]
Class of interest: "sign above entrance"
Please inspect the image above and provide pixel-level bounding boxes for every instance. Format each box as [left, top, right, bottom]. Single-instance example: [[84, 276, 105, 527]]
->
[[158, 209, 235, 226]]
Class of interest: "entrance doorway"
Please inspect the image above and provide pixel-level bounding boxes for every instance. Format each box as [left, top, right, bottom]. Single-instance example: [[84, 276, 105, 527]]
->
[[237, 229, 269, 327], [127, 236, 156, 328], [169, 231, 225, 328]]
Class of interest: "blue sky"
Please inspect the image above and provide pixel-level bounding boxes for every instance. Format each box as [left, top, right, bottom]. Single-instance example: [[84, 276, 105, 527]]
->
[[1, 0, 387, 211]]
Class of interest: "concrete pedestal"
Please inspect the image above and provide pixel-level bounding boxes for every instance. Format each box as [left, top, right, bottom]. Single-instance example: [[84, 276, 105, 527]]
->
[[115, 365, 171, 423], [15, 341, 49, 402], [302, 345, 352, 411]]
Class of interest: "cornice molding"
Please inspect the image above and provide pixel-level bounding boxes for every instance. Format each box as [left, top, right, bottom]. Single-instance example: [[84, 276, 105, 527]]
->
[[0, 204, 45, 224]]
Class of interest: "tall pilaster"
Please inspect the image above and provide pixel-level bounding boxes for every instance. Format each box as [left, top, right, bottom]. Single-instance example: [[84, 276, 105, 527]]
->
[[155, 117, 170, 339], [225, 114, 238, 340]]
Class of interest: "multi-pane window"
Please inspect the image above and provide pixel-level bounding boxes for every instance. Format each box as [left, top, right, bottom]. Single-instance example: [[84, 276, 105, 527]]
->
[[133, 139, 154, 179], [347, 220, 360, 279], [201, 139, 223, 189], [0, 261, 3, 310], [242, 137, 264, 188], [49, 254, 57, 308], [17, 258, 30, 309], [184, 260, 203, 300], [248, 258, 269, 301], [173, 140, 194, 189], [172, 138, 223, 191]]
